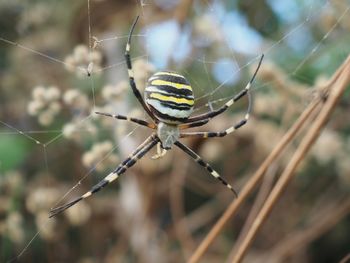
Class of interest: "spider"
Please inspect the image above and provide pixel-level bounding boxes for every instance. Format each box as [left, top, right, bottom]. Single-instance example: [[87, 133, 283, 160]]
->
[[49, 16, 264, 218]]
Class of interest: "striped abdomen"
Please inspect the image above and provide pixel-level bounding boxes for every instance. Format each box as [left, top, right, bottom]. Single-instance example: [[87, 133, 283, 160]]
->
[[145, 71, 194, 124]]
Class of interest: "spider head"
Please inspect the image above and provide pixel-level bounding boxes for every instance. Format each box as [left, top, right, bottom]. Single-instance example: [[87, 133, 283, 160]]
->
[[157, 122, 180, 149], [144, 71, 194, 124]]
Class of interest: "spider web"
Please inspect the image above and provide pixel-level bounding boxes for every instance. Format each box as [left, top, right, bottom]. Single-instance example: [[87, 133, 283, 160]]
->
[[0, 0, 349, 262]]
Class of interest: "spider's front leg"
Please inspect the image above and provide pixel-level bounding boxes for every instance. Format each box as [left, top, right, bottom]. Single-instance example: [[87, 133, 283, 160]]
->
[[184, 54, 264, 124], [125, 16, 158, 122], [95, 111, 156, 129], [180, 112, 249, 139]]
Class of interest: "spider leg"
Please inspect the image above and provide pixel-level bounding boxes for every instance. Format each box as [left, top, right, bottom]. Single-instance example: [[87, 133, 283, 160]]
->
[[49, 134, 159, 218], [179, 118, 210, 129], [180, 111, 249, 139], [184, 54, 264, 123], [125, 16, 157, 122], [175, 141, 237, 197], [95, 111, 156, 129]]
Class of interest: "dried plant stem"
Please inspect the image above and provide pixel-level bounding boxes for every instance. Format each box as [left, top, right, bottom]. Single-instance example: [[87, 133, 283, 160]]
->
[[231, 55, 350, 263], [227, 164, 278, 261], [188, 54, 350, 263], [188, 97, 320, 263], [339, 253, 350, 263]]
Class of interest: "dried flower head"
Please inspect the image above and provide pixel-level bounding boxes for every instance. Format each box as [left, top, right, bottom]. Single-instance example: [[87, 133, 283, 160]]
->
[[82, 141, 119, 172], [27, 85, 62, 126], [26, 186, 61, 214], [65, 201, 91, 226], [102, 81, 128, 102], [311, 129, 342, 164], [64, 45, 102, 77], [63, 89, 90, 111], [6, 212, 24, 244], [62, 119, 97, 142]]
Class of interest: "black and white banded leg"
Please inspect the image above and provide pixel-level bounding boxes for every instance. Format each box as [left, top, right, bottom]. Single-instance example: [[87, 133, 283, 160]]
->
[[95, 111, 156, 129], [125, 16, 157, 122], [49, 134, 159, 217], [174, 141, 237, 197], [180, 111, 250, 139], [179, 119, 210, 130], [184, 54, 264, 124]]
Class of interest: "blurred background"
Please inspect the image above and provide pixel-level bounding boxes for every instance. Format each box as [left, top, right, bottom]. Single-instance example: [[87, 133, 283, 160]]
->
[[0, 0, 350, 262]]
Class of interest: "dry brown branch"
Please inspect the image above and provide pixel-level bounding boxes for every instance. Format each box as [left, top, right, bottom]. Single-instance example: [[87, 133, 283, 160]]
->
[[231, 54, 350, 263], [188, 97, 320, 263], [339, 253, 350, 263], [188, 54, 350, 263], [227, 164, 278, 260]]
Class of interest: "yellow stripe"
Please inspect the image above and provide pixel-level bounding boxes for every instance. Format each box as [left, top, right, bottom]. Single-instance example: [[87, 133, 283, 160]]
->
[[154, 71, 185, 78], [150, 93, 194, 105], [151, 79, 192, 91]]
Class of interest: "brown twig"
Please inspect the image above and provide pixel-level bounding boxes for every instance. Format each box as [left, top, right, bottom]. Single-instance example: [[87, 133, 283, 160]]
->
[[188, 95, 320, 263], [188, 54, 350, 263], [227, 164, 278, 261], [231, 55, 350, 263], [339, 253, 350, 263]]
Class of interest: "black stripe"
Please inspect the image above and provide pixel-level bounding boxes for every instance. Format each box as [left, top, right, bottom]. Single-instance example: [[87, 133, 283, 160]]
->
[[126, 158, 137, 166], [125, 54, 132, 69], [161, 102, 192, 111], [117, 115, 127, 120], [234, 119, 246, 129], [149, 106, 188, 122], [91, 179, 109, 194], [197, 159, 206, 166], [147, 84, 193, 97], [207, 131, 226, 137], [153, 73, 190, 85], [233, 89, 247, 102]]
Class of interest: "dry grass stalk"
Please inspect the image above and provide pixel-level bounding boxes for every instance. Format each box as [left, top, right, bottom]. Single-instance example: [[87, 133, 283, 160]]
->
[[339, 253, 350, 263], [231, 55, 350, 263], [188, 55, 350, 263], [188, 100, 319, 263]]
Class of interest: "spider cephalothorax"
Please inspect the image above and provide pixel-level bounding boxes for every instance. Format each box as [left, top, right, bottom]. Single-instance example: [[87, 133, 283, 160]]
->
[[49, 16, 264, 218]]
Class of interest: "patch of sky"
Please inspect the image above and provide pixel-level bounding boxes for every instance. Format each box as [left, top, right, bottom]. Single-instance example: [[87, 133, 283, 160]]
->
[[144, 19, 191, 69], [212, 58, 240, 86], [285, 26, 314, 53], [267, 0, 302, 24], [222, 11, 263, 55]]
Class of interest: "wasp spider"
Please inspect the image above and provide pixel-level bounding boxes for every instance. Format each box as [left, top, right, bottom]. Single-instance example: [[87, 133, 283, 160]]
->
[[49, 16, 264, 217]]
